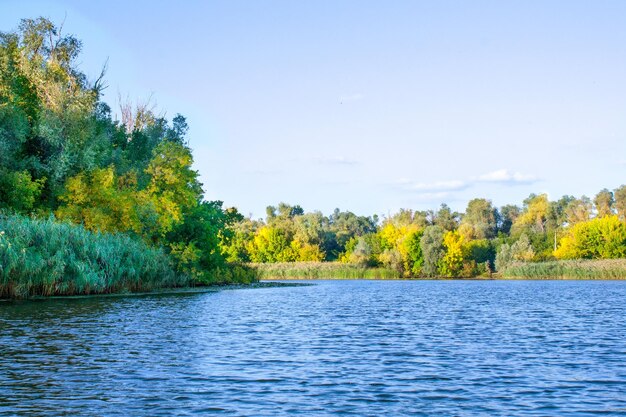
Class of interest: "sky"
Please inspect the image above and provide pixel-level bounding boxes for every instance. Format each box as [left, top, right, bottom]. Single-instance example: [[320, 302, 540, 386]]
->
[[2, 0, 625, 219]]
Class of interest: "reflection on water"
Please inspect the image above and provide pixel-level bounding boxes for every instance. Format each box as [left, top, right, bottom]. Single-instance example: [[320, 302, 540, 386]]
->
[[2, 280, 626, 416]]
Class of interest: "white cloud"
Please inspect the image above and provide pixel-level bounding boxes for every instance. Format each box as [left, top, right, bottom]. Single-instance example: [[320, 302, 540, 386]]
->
[[396, 178, 468, 192], [475, 169, 537, 184], [339, 93, 365, 103], [313, 156, 358, 165], [395, 169, 538, 201]]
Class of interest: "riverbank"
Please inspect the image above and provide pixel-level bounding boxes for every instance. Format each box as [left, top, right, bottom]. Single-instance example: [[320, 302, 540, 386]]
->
[[253, 260, 626, 280], [251, 262, 401, 280], [0, 214, 258, 299], [1, 281, 309, 302], [501, 259, 626, 279]]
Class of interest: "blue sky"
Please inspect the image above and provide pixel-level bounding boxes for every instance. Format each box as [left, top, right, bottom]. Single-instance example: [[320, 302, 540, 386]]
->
[[2, 1, 625, 218]]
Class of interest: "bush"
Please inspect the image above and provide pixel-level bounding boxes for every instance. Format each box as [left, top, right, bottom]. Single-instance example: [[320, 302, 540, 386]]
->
[[555, 216, 626, 259]]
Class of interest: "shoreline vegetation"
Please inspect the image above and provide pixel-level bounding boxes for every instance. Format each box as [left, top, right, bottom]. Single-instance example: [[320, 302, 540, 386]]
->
[[0, 214, 258, 299], [501, 259, 626, 280], [1, 17, 626, 299], [254, 261, 626, 280], [253, 262, 401, 280], [0, 281, 309, 302]]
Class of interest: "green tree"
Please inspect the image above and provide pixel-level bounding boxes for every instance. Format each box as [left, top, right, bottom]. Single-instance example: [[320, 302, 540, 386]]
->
[[498, 205, 520, 235], [0, 170, 44, 212], [433, 204, 460, 231], [143, 141, 203, 240], [564, 196, 592, 225], [460, 198, 498, 239], [614, 185, 626, 221], [495, 234, 535, 271], [420, 225, 445, 277], [594, 189, 614, 218]]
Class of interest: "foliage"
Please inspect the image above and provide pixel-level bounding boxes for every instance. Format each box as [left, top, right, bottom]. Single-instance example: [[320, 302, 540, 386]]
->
[[512, 194, 550, 235], [594, 189, 614, 218], [252, 262, 400, 280], [461, 198, 498, 239], [439, 231, 465, 277], [615, 185, 626, 221], [554, 216, 626, 260], [0, 17, 257, 293], [0, 169, 45, 212], [495, 234, 535, 272], [0, 214, 184, 298], [502, 259, 626, 280], [420, 225, 445, 277]]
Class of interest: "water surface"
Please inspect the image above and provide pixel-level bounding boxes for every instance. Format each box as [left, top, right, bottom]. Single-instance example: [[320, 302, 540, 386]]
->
[[2, 280, 626, 416]]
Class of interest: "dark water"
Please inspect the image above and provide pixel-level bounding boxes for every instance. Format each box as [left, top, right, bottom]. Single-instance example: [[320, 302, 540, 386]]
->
[[1, 280, 626, 416]]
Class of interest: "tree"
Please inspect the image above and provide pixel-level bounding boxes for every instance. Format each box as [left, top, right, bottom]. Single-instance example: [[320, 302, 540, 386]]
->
[[56, 167, 147, 234], [0, 170, 44, 213], [249, 226, 296, 263], [564, 196, 592, 225], [420, 225, 445, 277], [433, 204, 460, 231], [554, 216, 626, 259], [439, 231, 465, 277], [346, 236, 374, 266], [495, 234, 535, 271], [513, 194, 550, 234], [461, 198, 498, 239], [401, 229, 424, 276], [594, 189, 614, 218], [465, 239, 495, 268], [142, 141, 203, 240], [498, 205, 520, 235], [614, 185, 626, 221]]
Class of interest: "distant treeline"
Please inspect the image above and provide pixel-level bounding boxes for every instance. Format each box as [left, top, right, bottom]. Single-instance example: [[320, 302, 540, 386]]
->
[[221, 191, 626, 277]]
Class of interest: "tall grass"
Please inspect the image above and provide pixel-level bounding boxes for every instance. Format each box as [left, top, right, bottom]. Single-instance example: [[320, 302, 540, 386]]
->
[[252, 262, 401, 280], [0, 214, 188, 298], [502, 259, 626, 279], [196, 263, 259, 286]]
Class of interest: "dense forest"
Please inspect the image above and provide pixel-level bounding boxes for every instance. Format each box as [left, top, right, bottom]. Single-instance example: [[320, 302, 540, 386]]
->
[[1, 18, 625, 297]]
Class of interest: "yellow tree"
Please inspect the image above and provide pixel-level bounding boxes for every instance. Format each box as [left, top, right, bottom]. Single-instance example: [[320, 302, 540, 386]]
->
[[440, 231, 465, 277], [555, 216, 626, 259], [142, 141, 202, 240], [513, 194, 550, 234], [56, 167, 146, 234]]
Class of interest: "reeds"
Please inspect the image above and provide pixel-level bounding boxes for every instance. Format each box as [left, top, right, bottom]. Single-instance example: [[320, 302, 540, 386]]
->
[[502, 259, 626, 279], [0, 214, 186, 298], [251, 262, 401, 280]]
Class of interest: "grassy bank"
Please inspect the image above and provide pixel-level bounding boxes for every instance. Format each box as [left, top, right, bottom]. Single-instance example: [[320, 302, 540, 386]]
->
[[255, 259, 626, 280], [0, 215, 262, 299], [0, 214, 188, 298], [502, 259, 626, 279], [252, 262, 401, 279]]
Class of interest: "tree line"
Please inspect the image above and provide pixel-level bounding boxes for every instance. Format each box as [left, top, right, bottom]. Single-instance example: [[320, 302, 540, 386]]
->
[[222, 190, 626, 277]]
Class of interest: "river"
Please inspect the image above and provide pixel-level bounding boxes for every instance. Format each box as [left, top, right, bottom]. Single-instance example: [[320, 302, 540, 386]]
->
[[1, 280, 625, 416]]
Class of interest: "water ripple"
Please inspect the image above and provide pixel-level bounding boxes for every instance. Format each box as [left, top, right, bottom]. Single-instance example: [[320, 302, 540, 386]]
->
[[1, 280, 626, 416]]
